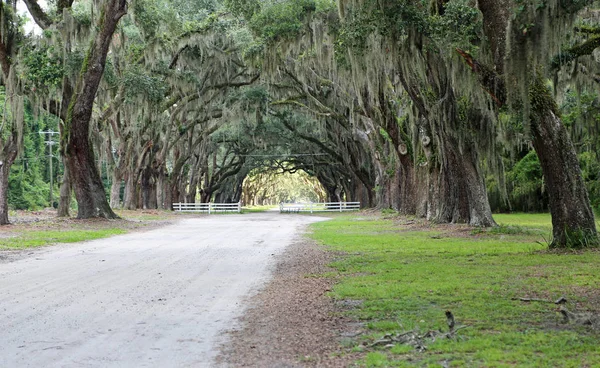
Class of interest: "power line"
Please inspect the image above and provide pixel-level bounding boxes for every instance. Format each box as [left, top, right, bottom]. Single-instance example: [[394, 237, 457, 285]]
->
[[39, 130, 59, 206]]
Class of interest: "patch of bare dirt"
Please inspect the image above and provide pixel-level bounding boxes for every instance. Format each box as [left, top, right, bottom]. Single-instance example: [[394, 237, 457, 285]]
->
[[218, 238, 362, 367]]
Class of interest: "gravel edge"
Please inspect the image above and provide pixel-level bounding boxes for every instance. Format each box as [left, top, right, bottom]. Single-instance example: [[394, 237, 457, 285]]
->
[[217, 236, 361, 367]]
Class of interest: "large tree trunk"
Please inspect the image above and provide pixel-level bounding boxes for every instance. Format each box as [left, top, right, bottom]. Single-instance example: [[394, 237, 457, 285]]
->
[[0, 141, 18, 225], [396, 50, 496, 227], [530, 75, 598, 247], [156, 167, 168, 209], [109, 170, 122, 208], [436, 139, 495, 227], [140, 167, 152, 209], [200, 190, 211, 203], [123, 171, 137, 210], [63, 0, 126, 219], [0, 163, 13, 225], [397, 153, 416, 214], [57, 161, 72, 217], [476, 0, 598, 246], [421, 135, 496, 227]]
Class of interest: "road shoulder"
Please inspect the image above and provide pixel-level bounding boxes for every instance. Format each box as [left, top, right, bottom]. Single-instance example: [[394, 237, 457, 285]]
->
[[218, 236, 359, 367]]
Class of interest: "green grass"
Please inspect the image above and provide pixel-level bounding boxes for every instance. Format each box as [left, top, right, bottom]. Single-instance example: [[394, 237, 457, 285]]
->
[[493, 213, 554, 231], [242, 205, 277, 213], [0, 229, 127, 249], [311, 214, 600, 367]]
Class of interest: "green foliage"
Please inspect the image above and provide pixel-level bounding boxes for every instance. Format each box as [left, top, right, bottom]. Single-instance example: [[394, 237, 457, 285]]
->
[[311, 214, 600, 366], [8, 160, 49, 210], [552, 226, 600, 249], [243, 168, 326, 205], [249, 0, 317, 42], [171, 0, 219, 22], [132, 0, 164, 39], [336, 0, 430, 52], [561, 90, 600, 131], [71, 1, 92, 26], [1, 94, 56, 210], [19, 44, 64, 92], [506, 151, 547, 212], [430, 0, 483, 53], [122, 66, 167, 104], [225, 0, 261, 19], [579, 151, 600, 212]]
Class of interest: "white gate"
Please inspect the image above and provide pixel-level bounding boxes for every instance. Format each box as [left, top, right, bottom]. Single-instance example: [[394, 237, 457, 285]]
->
[[279, 202, 360, 213]]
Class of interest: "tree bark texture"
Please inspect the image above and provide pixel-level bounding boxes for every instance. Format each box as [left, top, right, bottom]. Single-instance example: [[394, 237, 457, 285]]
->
[[0, 140, 18, 225], [123, 171, 137, 210], [57, 160, 72, 217], [63, 0, 127, 219], [156, 168, 168, 209], [109, 171, 122, 208], [398, 58, 496, 227]]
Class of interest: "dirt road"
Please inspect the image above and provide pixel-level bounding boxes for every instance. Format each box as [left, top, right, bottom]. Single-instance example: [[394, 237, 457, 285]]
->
[[0, 212, 327, 367]]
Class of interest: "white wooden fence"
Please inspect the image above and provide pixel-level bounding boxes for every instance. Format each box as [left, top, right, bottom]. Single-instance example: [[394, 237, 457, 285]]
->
[[173, 202, 241, 214], [279, 202, 360, 213]]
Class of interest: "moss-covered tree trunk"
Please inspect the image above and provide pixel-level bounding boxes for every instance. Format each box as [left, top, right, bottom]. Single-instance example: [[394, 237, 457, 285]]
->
[[57, 161, 72, 217], [140, 167, 152, 209], [0, 4, 21, 225], [381, 102, 416, 215], [0, 140, 18, 225], [439, 138, 495, 227], [530, 75, 598, 247], [156, 166, 168, 209], [476, 0, 598, 247], [63, 0, 127, 219], [123, 170, 137, 210], [399, 68, 496, 227], [109, 170, 122, 208]]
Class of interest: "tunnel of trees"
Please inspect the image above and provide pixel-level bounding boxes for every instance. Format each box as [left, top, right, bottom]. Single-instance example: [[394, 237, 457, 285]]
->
[[0, 0, 599, 248]]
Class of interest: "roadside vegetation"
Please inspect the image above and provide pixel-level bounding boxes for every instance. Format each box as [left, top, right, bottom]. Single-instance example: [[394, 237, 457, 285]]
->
[[311, 212, 600, 367], [0, 210, 183, 250], [0, 229, 128, 249]]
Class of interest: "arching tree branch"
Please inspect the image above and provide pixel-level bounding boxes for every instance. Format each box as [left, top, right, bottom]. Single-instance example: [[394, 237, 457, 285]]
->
[[22, 0, 53, 29]]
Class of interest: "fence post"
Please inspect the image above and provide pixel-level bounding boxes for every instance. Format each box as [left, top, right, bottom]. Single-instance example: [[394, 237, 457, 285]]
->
[[238, 202, 241, 213], [208, 203, 212, 215], [310, 202, 313, 214], [339, 202, 342, 212]]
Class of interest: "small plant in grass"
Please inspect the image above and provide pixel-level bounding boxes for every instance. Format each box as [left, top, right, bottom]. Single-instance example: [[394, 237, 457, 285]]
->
[[550, 228, 600, 249], [381, 208, 399, 216]]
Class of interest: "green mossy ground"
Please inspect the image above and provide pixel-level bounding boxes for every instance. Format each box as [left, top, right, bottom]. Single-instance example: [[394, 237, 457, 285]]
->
[[0, 229, 127, 249]]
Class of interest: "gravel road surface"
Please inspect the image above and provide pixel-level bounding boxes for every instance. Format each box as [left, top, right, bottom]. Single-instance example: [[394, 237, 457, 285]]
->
[[0, 212, 326, 367]]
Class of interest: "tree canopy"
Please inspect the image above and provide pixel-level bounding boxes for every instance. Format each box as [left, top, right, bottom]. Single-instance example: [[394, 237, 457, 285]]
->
[[2, 0, 600, 248]]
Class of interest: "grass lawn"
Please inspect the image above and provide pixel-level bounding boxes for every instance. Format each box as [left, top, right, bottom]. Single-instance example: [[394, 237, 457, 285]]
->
[[311, 213, 600, 367], [0, 209, 181, 249], [242, 205, 278, 213], [0, 229, 127, 249]]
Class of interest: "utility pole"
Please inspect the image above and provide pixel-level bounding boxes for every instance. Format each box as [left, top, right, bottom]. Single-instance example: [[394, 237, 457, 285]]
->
[[39, 130, 60, 207]]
